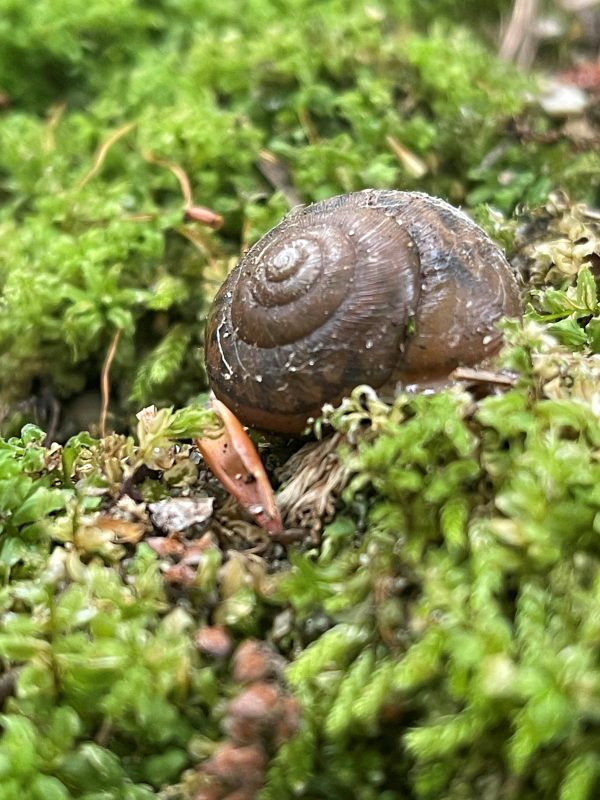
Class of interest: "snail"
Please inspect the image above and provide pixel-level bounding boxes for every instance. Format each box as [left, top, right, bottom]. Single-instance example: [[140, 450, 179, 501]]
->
[[205, 189, 521, 434]]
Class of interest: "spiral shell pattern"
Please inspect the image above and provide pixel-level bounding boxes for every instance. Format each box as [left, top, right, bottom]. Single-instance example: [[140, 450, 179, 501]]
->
[[205, 190, 521, 433]]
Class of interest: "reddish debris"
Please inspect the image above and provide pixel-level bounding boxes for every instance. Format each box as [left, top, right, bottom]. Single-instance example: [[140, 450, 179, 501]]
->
[[232, 639, 285, 684], [195, 625, 233, 659], [221, 790, 258, 800], [146, 536, 186, 559], [162, 562, 198, 586], [203, 742, 267, 790], [194, 639, 300, 799], [559, 61, 600, 92], [223, 682, 282, 743], [193, 787, 222, 800], [185, 205, 224, 229], [224, 681, 300, 747], [273, 695, 302, 745]]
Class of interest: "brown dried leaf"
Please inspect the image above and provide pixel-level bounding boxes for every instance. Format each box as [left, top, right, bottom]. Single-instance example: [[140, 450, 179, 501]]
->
[[146, 536, 187, 559], [93, 514, 147, 543], [196, 396, 282, 534]]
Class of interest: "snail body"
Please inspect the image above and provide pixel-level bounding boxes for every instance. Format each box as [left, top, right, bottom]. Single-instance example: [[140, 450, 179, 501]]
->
[[205, 190, 521, 434]]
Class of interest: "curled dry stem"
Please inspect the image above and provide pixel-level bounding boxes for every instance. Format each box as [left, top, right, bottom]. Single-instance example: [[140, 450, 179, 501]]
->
[[143, 151, 223, 228], [78, 122, 136, 189]]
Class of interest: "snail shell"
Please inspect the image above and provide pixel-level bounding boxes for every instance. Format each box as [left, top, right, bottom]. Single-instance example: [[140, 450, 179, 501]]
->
[[205, 190, 521, 433]]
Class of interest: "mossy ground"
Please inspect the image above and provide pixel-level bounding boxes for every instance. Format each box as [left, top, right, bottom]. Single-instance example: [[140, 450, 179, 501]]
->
[[1, 1, 600, 798]]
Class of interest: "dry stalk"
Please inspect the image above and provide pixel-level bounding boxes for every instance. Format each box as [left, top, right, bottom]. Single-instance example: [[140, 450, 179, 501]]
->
[[276, 433, 353, 537]]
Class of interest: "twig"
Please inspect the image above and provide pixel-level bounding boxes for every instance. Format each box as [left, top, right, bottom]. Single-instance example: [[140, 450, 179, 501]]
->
[[0, 668, 19, 708], [94, 717, 113, 746], [257, 149, 304, 207], [78, 122, 136, 189], [42, 393, 61, 447], [143, 152, 193, 206], [176, 224, 215, 256], [144, 153, 224, 227], [451, 366, 518, 386], [298, 107, 319, 145], [99, 328, 122, 438], [560, 0, 600, 10], [43, 102, 67, 152], [386, 135, 428, 178], [499, 0, 540, 68]]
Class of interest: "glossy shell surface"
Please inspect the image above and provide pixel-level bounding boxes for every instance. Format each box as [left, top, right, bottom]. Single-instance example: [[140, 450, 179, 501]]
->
[[205, 190, 521, 433]]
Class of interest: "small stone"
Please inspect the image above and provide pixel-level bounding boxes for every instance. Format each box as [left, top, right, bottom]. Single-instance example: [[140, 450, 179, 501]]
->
[[149, 496, 214, 532], [539, 80, 588, 116]]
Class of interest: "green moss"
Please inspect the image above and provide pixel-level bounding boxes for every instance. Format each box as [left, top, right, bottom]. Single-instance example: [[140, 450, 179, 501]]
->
[[3, 0, 594, 433], [2, 329, 600, 798], [264, 371, 600, 799], [2, 1, 600, 798]]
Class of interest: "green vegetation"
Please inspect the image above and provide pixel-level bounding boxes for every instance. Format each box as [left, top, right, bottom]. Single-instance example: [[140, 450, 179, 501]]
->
[[1, 0, 600, 798], [3, 0, 597, 431], [267, 356, 600, 799]]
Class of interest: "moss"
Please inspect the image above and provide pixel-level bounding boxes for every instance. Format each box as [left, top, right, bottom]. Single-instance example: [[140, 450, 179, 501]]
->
[[4, 316, 600, 798], [2, 0, 600, 798], [264, 367, 600, 799], [4, 0, 596, 434]]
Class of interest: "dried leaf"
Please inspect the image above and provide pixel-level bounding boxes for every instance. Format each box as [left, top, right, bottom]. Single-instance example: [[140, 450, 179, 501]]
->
[[136, 405, 158, 431], [162, 563, 199, 586], [94, 514, 147, 543], [196, 396, 282, 534], [146, 536, 187, 559]]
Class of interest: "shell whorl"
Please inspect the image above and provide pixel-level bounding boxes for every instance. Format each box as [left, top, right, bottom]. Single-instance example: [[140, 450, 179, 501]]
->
[[205, 190, 521, 433]]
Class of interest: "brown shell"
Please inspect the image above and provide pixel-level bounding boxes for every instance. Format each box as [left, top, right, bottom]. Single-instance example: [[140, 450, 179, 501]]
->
[[205, 190, 521, 433]]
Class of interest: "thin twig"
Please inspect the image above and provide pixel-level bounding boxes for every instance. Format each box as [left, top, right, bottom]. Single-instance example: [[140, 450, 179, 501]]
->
[[99, 328, 122, 438], [451, 366, 518, 386], [142, 152, 193, 206], [94, 717, 113, 746], [78, 122, 136, 189], [499, 0, 540, 68], [42, 394, 61, 447], [257, 149, 304, 207], [144, 153, 224, 227], [43, 102, 67, 152], [560, 0, 600, 10], [298, 107, 319, 145], [176, 224, 212, 255]]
